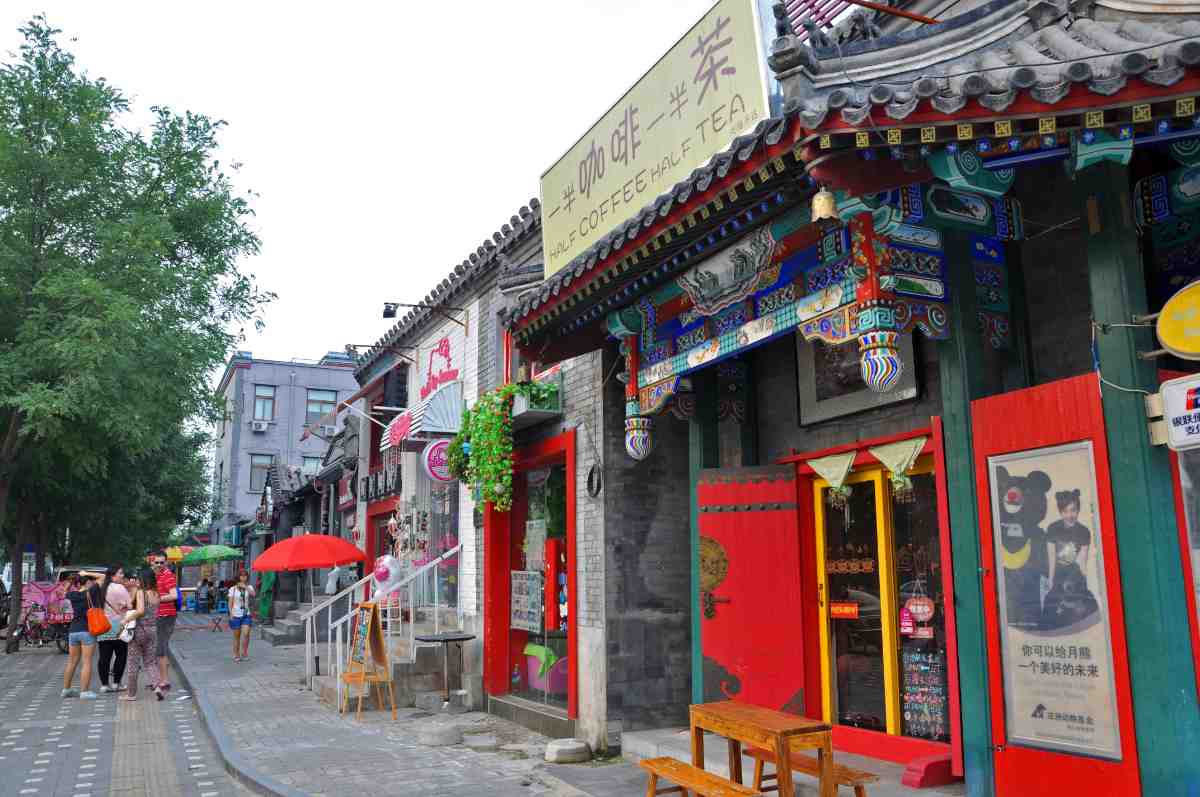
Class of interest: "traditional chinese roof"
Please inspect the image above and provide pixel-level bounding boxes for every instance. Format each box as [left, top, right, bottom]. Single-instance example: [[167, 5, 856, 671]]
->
[[771, 0, 1200, 130], [355, 199, 542, 379], [505, 116, 803, 339], [498, 255, 546, 296]]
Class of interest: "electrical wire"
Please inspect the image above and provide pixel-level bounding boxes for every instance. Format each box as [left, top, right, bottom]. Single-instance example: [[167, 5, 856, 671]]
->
[[1091, 320, 1152, 396]]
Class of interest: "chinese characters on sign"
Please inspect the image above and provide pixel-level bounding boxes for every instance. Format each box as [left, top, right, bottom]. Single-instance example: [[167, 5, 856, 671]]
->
[[1162, 373, 1200, 451], [511, 570, 544, 633], [987, 442, 1122, 760], [540, 0, 769, 278]]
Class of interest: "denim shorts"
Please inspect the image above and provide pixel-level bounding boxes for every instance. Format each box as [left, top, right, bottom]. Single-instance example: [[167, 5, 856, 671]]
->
[[68, 631, 96, 646], [229, 615, 252, 630]]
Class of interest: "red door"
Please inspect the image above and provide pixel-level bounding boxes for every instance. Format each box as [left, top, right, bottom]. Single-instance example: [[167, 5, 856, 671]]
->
[[697, 465, 807, 713], [971, 373, 1140, 795]]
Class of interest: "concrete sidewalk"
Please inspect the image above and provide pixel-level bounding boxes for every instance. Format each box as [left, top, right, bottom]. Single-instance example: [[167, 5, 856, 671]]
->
[[168, 614, 579, 797], [168, 613, 965, 797]]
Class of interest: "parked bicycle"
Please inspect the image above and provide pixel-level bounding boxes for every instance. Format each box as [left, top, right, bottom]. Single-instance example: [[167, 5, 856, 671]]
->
[[17, 602, 68, 653]]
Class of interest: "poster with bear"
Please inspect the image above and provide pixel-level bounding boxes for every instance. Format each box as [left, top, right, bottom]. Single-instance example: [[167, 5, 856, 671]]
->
[[986, 441, 1122, 760]]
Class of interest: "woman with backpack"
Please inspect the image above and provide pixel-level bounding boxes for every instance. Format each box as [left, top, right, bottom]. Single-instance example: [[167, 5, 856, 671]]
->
[[95, 565, 130, 693], [119, 569, 162, 702], [228, 570, 256, 662]]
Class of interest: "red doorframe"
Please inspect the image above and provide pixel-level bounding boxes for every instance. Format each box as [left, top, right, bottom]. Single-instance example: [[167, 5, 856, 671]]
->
[[972, 372, 1140, 796], [483, 429, 578, 718], [778, 425, 962, 770], [1160, 369, 1200, 702]]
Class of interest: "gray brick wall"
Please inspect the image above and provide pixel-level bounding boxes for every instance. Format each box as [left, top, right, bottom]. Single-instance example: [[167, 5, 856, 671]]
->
[[1012, 165, 1093, 385], [754, 334, 943, 462], [600, 346, 693, 731]]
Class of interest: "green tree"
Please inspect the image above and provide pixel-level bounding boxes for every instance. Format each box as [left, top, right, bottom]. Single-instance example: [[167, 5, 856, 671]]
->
[[0, 18, 270, 645]]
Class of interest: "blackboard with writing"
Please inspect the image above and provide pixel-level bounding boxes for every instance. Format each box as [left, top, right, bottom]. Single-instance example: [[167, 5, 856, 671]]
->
[[901, 649, 949, 742]]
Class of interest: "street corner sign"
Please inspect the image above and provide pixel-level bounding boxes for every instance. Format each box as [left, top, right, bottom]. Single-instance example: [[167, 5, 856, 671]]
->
[[1161, 372, 1200, 451], [539, 0, 771, 279], [1157, 280, 1200, 360]]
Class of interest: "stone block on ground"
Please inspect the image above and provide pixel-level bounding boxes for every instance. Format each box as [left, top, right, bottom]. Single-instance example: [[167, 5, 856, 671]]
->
[[418, 723, 464, 747], [545, 738, 591, 763], [463, 732, 499, 752]]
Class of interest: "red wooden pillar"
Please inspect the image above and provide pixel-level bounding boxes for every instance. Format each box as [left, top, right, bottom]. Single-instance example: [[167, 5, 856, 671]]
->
[[483, 502, 511, 696]]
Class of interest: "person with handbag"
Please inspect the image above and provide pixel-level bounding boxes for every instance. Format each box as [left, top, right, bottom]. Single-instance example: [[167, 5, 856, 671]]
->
[[95, 566, 130, 693], [62, 571, 105, 699], [119, 568, 161, 702]]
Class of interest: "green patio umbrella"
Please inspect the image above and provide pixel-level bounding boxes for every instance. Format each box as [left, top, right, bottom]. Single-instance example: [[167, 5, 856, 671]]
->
[[179, 544, 242, 566]]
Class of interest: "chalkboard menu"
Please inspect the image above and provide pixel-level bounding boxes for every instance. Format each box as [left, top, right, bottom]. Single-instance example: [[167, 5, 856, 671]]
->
[[901, 649, 949, 741], [511, 570, 544, 633]]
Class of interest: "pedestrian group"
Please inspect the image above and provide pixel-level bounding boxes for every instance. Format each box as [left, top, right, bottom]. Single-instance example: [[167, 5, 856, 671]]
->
[[59, 549, 254, 700]]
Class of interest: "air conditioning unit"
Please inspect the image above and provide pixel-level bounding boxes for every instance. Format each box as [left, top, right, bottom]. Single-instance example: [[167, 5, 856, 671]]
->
[[251, 420, 269, 433], [321, 425, 337, 437]]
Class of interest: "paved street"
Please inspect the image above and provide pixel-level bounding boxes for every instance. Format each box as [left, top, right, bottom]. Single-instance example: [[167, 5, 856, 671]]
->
[[171, 616, 572, 797], [0, 625, 247, 797]]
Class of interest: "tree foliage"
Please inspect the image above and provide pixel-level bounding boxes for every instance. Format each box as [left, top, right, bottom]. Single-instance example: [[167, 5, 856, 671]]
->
[[0, 17, 271, 644]]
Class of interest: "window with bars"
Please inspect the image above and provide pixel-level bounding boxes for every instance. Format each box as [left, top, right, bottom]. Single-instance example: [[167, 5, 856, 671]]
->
[[307, 388, 337, 425], [254, 385, 276, 421]]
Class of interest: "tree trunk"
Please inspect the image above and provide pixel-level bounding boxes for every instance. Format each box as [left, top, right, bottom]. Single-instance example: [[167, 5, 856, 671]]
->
[[33, 515, 47, 581], [5, 502, 31, 653], [0, 411, 23, 542]]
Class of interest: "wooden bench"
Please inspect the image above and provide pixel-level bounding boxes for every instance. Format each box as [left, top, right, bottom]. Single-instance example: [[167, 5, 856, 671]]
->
[[745, 747, 879, 797], [639, 756, 763, 797]]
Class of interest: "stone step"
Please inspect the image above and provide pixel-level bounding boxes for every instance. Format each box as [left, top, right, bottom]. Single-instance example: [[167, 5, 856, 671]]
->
[[415, 689, 469, 714], [261, 626, 302, 647]]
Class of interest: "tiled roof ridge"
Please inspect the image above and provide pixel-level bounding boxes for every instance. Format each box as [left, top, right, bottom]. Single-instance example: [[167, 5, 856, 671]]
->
[[505, 114, 796, 329], [771, 1, 1200, 128], [356, 198, 542, 377]]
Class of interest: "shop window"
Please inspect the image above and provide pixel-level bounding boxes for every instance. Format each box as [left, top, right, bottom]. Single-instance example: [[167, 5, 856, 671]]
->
[[815, 458, 949, 742], [302, 456, 322, 476], [511, 464, 569, 709], [254, 385, 275, 421]]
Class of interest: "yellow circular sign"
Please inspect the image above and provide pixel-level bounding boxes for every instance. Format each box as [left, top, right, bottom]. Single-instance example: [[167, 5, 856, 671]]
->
[[1158, 281, 1200, 360]]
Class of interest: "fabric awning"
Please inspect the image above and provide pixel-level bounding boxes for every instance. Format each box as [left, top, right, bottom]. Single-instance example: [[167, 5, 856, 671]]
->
[[380, 380, 464, 451]]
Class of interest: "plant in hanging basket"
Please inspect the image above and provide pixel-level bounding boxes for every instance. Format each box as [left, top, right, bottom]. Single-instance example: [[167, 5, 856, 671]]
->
[[450, 381, 561, 512]]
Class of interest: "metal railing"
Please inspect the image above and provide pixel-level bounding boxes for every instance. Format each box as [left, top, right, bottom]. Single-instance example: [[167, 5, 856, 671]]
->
[[301, 544, 463, 700]]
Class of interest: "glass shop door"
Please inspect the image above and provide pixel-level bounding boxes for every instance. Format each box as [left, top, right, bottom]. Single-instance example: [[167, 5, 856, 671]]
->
[[814, 460, 952, 743]]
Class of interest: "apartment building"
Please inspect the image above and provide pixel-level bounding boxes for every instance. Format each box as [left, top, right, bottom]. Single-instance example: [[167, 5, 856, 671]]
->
[[209, 350, 359, 542]]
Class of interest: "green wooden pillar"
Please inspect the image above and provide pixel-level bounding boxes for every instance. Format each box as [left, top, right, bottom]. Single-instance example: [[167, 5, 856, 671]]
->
[[1081, 161, 1200, 794], [937, 228, 995, 797], [689, 370, 720, 704]]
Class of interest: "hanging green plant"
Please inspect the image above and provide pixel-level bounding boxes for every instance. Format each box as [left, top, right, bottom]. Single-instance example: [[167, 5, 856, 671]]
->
[[447, 409, 471, 482], [450, 381, 560, 512]]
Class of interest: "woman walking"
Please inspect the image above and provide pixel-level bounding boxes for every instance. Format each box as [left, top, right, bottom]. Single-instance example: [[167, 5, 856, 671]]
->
[[62, 572, 103, 699], [96, 566, 130, 693], [119, 569, 162, 702], [229, 571, 256, 662]]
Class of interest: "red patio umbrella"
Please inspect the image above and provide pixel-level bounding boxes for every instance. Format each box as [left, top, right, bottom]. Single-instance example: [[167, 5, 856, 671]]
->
[[251, 533, 366, 572]]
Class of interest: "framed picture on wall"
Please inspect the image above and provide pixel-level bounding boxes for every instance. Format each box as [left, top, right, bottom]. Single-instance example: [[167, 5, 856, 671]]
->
[[795, 332, 919, 425]]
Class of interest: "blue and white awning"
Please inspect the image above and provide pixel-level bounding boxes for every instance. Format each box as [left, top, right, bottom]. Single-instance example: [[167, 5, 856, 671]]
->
[[380, 380, 464, 452]]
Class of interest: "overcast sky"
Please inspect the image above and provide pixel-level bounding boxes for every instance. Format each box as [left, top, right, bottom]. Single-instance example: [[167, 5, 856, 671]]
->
[[2, 1, 716, 369]]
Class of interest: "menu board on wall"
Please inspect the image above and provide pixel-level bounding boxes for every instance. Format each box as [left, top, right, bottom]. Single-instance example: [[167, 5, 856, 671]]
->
[[987, 441, 1123, 760], [511, 570, 544, 633], [901, 649, 949, 741]]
